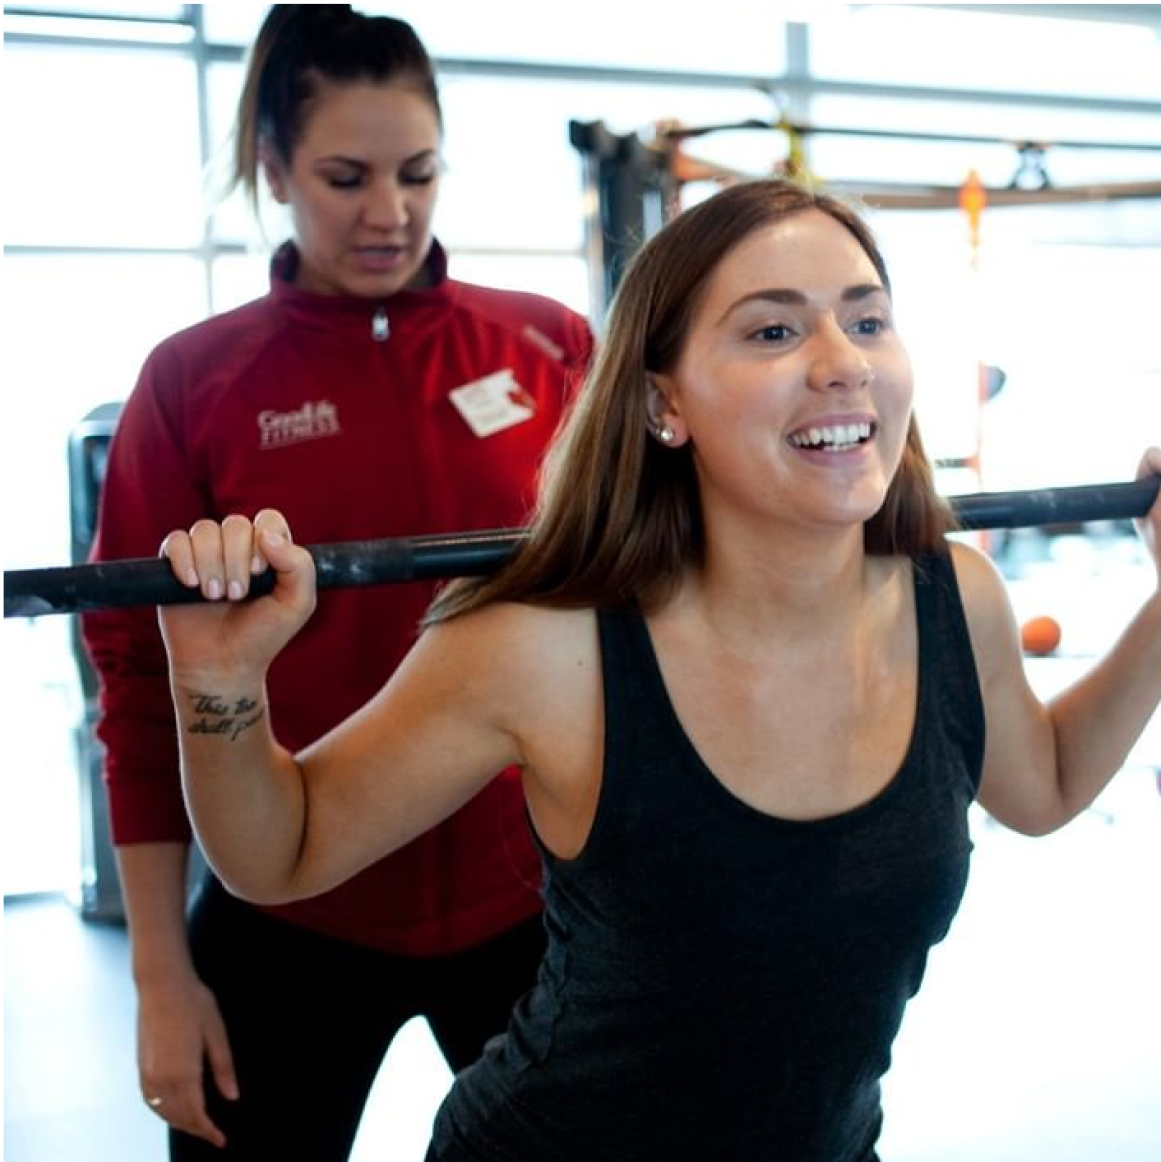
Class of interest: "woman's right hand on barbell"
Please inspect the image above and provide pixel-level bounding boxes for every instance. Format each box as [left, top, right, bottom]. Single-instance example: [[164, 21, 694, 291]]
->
[[157, 508, 317, 686]]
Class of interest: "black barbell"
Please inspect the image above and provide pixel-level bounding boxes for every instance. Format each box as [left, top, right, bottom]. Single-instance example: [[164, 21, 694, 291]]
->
[[4, 477, 1158, 620]]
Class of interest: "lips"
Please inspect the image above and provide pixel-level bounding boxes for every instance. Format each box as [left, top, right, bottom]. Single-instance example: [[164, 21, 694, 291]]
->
[[788, 421, 875, 452], [352, 245, 408, 272]]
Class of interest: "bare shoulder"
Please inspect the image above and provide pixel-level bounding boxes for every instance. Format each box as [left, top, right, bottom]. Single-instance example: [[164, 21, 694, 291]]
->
[[422, 603, 604, 807], [424, 600, 597, 659], [948, 539, 1010, 611], [947, 539, 1021, 680], [418, 601, 600, 710]]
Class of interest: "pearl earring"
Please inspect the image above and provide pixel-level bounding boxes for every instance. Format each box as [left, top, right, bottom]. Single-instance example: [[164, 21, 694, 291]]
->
[[654, 423, 675, 444]]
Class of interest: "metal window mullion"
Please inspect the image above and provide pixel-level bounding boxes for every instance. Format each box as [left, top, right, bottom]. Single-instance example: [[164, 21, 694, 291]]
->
[[187, 3, 218, 316], [4, 243, 248, 258], [7, 24, 1161, 118]]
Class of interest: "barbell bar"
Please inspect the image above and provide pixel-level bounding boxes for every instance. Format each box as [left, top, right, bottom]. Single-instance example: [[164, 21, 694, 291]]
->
[[4, 477, 1158, 620]]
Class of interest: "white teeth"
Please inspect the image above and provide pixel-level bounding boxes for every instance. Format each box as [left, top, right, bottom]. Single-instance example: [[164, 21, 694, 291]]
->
[[790, 422, 872, 451]]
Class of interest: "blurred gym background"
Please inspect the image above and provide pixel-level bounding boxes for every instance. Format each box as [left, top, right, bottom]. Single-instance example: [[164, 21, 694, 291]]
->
[[3, 4, 1161, 1159]]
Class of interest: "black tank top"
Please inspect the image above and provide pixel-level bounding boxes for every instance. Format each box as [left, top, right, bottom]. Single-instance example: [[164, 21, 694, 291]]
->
[[431, 552, 984, 1162]]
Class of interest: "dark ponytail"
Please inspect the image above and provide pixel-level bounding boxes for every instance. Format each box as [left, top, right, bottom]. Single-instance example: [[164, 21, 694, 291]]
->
[[231, 4, 441, 211]]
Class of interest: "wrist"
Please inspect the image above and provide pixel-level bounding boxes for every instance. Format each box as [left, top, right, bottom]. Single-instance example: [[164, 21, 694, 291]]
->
[[132, 952, 198, 990], [128, 929, 197, 987], [169, 658, 266, 694], [173, 684, 268, 745]]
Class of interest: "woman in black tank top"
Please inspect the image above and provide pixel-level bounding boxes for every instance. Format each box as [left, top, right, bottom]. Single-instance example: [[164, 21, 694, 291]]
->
[[155, 180, 1161, 1161]]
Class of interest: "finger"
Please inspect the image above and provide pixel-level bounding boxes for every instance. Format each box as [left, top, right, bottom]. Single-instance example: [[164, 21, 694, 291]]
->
[[220, 514, 258, 601], [181, 1103, 228, 1150], [187, 518, 230, 601], [253, 529, 318, 623], [256, 527, 314, 590], [144, 1084, 227, 1150], [251, 508, 293, 574], [1138, 446, 1161, 497], [1131, 450, 1161, 534], [204, 1017, 240, 1103], [159, 531, 199, 589]]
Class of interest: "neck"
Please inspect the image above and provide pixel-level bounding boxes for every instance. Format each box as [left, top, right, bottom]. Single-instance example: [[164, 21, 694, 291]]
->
[[670, 517, 871, 653]]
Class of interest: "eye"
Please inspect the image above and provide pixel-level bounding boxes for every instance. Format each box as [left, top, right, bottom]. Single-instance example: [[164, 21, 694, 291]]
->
[[401, 169, 438, 187], [324, 171, 365, 191], [750, 322, 795, 344], [850, 315, 889, 337]]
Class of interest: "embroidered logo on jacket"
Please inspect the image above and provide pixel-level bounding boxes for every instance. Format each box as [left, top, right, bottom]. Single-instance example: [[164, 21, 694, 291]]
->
[[521, 324, 564, 362], [257, 400, 342, 449]]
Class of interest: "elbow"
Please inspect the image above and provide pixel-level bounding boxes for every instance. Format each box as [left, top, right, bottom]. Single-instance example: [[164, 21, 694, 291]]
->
[[201, 851, 309, 907], [981, 792, 1072, 837], [1003, 814, 1063, 839], [215, 873, 304, 908], [992, 797, 1079, 837], [238, 878, 286, 906]]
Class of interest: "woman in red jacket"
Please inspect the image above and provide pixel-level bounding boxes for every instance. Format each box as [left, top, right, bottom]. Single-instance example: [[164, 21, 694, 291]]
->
[[82, 6, 592, 1158]]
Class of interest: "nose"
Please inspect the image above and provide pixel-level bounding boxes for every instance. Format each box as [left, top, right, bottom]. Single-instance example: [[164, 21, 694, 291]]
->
[[363, 177, 409, 231], [806, 317, 874, 393]]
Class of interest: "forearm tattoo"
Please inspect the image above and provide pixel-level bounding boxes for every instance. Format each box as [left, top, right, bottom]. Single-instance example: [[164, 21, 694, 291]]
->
[[185, 694, 266, 742]]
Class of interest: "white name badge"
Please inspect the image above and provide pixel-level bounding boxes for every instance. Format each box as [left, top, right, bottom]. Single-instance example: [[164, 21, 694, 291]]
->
[[449, 369, 536, 438]]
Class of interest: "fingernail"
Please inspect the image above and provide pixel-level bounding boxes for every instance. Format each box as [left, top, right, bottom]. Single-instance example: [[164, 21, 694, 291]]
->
[[263, 531, 285, 548], [250, 554, 264, 574], [185, 569, 199, 588], [227, 580, 244, 601], [206, 577, 224, 601]]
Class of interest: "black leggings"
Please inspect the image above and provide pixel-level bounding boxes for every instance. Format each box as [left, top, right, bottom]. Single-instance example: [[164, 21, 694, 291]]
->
[[171, 876, 545, 1162]]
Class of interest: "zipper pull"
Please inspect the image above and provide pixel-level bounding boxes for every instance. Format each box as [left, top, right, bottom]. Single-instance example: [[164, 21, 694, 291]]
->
[[371, 307, 389, 342]]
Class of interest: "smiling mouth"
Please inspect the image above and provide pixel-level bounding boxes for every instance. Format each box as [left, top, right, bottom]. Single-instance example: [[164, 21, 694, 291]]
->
[[789, 421, 875, 453]]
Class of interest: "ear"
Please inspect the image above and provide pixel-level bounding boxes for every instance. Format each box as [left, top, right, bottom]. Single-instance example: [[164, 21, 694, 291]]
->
[[646, 374, 689, 447], [261, 142, 291, 206]]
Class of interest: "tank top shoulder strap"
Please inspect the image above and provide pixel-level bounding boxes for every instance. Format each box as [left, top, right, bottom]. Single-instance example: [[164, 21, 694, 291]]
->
[[581, 604, 688, 855], [912, 550, 986, 791], [595, 601, 669, 758]]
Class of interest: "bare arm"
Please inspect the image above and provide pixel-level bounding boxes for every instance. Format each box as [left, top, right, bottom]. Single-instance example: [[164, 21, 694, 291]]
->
[[117, 841, 194, 991], [116, 842, 237, 1146], [962, 449, 1161, 834], [159, 511, 526, 904]]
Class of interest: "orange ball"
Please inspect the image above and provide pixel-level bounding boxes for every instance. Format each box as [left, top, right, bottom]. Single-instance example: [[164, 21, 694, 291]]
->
[[1021, 615, 1062, 656]]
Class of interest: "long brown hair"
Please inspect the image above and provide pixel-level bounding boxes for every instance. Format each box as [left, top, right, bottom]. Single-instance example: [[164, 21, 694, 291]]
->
[[428, 179, 955, 623], [230, 5, 441, 213]]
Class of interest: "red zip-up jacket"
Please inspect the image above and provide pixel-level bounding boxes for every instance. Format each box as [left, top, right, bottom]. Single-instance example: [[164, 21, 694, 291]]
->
[[82, 241, 593, 955]]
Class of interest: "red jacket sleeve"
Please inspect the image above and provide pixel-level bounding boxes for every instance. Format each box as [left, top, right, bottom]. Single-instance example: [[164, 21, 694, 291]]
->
[[80, 341, 209, 845]]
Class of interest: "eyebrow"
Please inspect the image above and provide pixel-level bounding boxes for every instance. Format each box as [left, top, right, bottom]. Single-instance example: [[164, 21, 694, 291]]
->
[[719, 283, 887, 322], [314, 149, 439, 168]]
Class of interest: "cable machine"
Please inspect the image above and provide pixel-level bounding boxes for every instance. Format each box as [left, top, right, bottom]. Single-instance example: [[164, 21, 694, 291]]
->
[[570, 116, 1161, 318]]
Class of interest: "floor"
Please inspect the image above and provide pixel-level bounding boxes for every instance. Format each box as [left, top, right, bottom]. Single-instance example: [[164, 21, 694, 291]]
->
[[1, 892, 455, 1162], [6, 766, 1161, 1162]]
